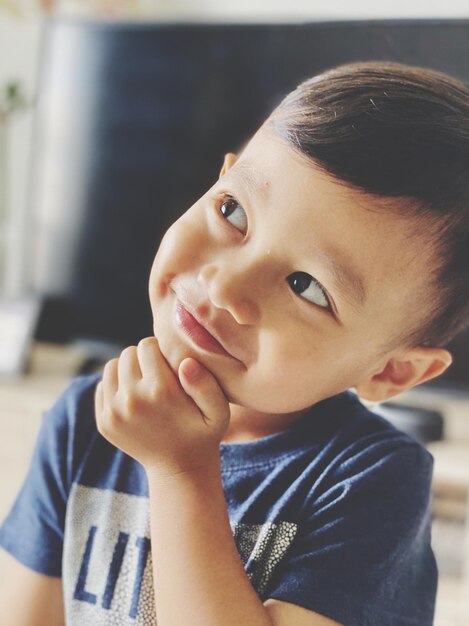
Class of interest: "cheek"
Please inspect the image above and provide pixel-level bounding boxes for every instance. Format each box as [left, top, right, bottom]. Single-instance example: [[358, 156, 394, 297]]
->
[[150, 215, 205, 291], [225, 335, 319, 412], [232, 334, 369, 413]]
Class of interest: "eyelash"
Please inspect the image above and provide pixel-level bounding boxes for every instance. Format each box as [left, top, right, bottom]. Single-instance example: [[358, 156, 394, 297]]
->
[[215, 192, 334, 314]]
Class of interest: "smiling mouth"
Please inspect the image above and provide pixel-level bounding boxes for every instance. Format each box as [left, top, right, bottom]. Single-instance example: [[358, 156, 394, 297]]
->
[[174, 300, 232, 357]]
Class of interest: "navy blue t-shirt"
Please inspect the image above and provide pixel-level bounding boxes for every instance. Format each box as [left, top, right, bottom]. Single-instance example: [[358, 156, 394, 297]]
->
[[0, 374, 437, 625]]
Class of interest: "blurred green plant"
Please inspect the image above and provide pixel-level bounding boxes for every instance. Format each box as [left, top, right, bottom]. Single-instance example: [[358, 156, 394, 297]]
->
[[0, 82, 29, 126]]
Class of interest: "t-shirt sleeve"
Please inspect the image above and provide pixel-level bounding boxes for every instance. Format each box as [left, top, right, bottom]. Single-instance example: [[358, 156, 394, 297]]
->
[[264, 441, 437, 626], [0, 373, 101, 577]]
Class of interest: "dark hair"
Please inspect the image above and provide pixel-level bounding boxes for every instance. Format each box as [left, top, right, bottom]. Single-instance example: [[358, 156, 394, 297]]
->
[[268, 60, 469, 350]]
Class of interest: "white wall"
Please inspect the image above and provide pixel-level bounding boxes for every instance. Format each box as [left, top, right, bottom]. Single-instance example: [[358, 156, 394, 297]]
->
[[0, 13, 43, 295], [156, 0, 469, 21], [195, 0, 469, 21], [55, 0, 469, 21]]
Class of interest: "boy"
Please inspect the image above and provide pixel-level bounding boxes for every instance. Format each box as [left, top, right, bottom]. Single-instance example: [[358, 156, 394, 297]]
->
[[0, 60, 466, 625]]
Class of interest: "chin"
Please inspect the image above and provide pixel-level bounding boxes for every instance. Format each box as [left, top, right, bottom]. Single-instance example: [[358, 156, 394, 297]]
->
[[152, 315, 245, 403]]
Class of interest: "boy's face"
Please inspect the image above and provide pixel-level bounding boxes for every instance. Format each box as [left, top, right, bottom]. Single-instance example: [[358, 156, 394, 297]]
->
[[148, 126, 434, 417]]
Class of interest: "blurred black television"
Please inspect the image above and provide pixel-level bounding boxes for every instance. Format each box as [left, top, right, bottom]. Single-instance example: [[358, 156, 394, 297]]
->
[[29, 17, 469, 393]]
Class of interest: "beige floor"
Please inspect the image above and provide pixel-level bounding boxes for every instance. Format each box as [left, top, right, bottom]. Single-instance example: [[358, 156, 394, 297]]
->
[[0, 342, 468, 624]]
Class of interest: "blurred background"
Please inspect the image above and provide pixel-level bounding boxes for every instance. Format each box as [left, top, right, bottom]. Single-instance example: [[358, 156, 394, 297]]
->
[[1, 2, 469, 625]]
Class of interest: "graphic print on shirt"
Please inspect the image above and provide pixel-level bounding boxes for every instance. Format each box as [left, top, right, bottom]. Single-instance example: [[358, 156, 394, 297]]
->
[[63, 484, 298, 625], [232, 521, 297, 596]]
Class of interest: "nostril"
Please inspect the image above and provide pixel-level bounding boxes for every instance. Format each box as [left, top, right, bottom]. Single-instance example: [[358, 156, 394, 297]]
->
[[197, 264, 259, 325]]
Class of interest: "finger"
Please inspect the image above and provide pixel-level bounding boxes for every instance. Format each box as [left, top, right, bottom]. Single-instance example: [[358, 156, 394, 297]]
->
[[178, 358, 230, 429], [136, 337, 160, 379], [118, 345, 142, 385], [102, 357, 119, 398], [95, 380, 104, 415], [137, 336, 171, 381]]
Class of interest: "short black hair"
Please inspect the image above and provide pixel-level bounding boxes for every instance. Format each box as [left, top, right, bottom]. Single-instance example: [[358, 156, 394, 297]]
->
[[268, 60, 469, 349]]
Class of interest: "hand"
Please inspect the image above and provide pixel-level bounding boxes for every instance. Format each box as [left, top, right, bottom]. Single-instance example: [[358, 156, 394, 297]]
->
[[94, 336, 231, 478]]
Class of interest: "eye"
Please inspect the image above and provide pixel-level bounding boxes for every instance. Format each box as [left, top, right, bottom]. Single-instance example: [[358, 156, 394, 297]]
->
[[287, 271, 331, 310], [218, 195, 248, 233], [217, 196, 333, 314]]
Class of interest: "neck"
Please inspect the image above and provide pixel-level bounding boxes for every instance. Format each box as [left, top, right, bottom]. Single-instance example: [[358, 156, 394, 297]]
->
[[221, 404, 310, 444]]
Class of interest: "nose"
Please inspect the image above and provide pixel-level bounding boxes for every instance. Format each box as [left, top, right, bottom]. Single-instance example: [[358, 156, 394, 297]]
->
[[197, 263, 260, 325]]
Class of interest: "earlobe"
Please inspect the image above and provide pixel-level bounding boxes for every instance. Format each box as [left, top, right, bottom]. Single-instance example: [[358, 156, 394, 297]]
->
[[219, 152, 238, 178], [355, 346, 453, 402]]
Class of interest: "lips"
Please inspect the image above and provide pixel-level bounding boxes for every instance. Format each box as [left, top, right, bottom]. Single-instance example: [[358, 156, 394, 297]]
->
[[174, 299, 233, 357]]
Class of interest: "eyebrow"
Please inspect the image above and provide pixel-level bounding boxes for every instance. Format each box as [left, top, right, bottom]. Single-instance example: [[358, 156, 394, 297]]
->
[[231, 162, 269, 201], [229, 163, 368, 311], [317, 251, 367, 312]]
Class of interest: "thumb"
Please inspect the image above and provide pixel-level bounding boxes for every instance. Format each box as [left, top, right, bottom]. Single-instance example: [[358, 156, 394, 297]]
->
[[178, 358, 230, 433]]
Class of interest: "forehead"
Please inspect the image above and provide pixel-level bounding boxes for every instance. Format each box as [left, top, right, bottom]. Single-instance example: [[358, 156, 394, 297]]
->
[[222, 127, 435, 323]]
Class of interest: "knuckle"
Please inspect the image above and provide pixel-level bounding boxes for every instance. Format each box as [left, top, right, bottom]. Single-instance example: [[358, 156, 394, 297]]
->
[[119, 388, 138, 414], [120, 345, 136, 359], [96, 418, 107, 437], [96, 408, 115, 437], [146, 380, 163, 402], [94, 380, 102, 397], [103, 358, 118, 375]]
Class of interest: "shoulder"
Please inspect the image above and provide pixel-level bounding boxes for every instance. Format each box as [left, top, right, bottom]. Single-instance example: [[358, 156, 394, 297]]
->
[[256, 394, 436, 626], [46, 372, 102, 429], [304, 391, 434, 514], [317, 390, 433, 468], [36, 373, 103, 483], [61, 372, 103, 408], [0, 373, 104, 576]]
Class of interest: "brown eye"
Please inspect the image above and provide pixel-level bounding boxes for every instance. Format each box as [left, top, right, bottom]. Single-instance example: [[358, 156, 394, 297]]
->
[[220, 196, 248, 233], [287, 271, 330, 310]]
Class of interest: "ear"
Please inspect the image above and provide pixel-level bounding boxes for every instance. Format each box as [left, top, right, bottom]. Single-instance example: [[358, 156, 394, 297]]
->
[[355, 346, 453, 402], [219, 152, 237, 178]]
